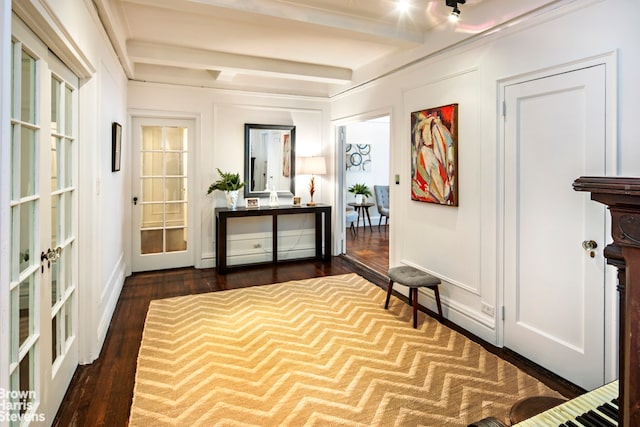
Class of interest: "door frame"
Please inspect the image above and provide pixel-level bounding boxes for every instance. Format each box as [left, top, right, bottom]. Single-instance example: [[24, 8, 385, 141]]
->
[[127, 111, 201, 272], [496, 52, 619, 383], [0, 0, 12, 399]]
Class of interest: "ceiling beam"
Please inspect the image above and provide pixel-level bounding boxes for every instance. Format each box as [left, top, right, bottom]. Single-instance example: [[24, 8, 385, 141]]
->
[[127, 40, 353, 84], [124, 0, 424, 45], [92, 0, 134, 77]]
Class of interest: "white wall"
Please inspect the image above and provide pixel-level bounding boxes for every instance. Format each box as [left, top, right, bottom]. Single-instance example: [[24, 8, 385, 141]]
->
[[331, 0, 640, 381], [127, 83, 332, 268]]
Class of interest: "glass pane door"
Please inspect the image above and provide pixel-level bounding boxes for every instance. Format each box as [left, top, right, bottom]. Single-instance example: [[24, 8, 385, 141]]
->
[[7, 20, 79, 424], [140, 126, 188, 254], [132, 119, 194, 272], [49, 74, 76, 369], [9, 41, 40, 422]]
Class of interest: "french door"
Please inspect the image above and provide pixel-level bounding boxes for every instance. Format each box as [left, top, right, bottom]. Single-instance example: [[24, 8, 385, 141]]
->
[[7, 17, 78, 424], [131, 117, 194, 272]]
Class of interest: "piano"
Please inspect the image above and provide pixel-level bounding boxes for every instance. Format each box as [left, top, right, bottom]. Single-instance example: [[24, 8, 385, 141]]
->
[[513, 380, 619, 426], [574, 177, 640, 427], [470, 178, 640, 427]]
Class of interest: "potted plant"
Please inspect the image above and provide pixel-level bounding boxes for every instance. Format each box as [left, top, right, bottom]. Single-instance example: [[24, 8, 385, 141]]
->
[[207, 168, 246, 209], [348, 183, 372, 204]]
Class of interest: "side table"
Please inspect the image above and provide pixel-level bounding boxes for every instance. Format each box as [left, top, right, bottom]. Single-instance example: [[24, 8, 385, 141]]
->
[[347, 202, 374, 232]]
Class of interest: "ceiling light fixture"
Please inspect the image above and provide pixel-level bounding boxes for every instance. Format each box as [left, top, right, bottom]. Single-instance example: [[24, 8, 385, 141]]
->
[[445, 0, 465, 21], [396, 0, 411, 14]]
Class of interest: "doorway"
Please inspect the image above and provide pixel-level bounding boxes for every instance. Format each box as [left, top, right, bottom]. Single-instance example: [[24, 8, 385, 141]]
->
[[340, 115, 391, 276], [502, 64, 610, 390]]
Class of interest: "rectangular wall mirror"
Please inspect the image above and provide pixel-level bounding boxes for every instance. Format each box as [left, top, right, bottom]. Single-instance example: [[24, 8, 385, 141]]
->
[[244, 124, 296, 198]]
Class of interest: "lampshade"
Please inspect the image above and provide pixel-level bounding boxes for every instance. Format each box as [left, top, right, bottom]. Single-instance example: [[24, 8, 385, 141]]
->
[[298, 156, 327, 176]]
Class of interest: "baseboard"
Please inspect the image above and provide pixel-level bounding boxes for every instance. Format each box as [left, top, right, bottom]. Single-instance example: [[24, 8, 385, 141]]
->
[[96, 254, 126, 357]]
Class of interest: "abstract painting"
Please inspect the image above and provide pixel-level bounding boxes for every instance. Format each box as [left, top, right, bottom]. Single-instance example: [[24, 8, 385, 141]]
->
[[410, 103, 458, 206], [346, 144, 372, 172]]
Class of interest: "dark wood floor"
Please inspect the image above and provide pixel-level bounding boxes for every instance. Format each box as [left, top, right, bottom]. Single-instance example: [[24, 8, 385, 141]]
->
[[53, 239, 583, 426], [344, 222, 389, 276]]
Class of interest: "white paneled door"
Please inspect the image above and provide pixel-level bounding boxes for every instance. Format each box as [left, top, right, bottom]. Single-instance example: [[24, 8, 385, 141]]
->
[[8, 17, 79, 425], [503, 65, 607, 390], [131, 118, 194, 272]]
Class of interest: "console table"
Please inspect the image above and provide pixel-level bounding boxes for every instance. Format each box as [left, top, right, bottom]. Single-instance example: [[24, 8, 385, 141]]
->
[[215, 204, 332, 273]]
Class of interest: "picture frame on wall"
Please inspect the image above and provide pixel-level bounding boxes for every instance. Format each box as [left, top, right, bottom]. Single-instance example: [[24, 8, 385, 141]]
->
[[410, 103, 458, 206], [112, 122, 122, 172]]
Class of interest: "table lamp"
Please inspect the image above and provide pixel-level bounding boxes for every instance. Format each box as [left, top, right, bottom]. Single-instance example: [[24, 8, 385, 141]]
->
[[298, 156, 326, 206]]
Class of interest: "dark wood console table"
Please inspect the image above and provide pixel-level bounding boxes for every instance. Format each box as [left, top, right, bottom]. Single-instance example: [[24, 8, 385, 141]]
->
[[574, 176, 640, 426], [215, 204, 331, 273]]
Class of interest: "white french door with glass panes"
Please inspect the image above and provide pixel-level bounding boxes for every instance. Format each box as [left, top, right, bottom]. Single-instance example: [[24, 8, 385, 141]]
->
[[7, 17, 79, 425], [131, 117, 194, 272]]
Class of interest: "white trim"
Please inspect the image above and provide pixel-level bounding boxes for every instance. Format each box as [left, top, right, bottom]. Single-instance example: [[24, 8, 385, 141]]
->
[[399, 259, 481, 296], [12, 0, 95, 77], [97, 253, 126, 349]]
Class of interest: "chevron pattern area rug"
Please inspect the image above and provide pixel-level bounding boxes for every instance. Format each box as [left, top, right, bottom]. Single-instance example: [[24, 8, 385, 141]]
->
[[129, 273, 561, 426]]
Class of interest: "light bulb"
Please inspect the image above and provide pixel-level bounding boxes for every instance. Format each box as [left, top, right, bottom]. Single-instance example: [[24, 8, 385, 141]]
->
[[397, 0, 411, 14], [449, 6, 460, 22]]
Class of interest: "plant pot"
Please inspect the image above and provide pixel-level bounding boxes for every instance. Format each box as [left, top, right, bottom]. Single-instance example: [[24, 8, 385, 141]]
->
[[355, 194, 364, 204], [225, 190, 239, 210]]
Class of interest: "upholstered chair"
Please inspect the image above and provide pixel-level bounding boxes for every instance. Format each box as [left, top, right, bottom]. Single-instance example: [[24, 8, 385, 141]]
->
[[374, 185, 389, 229], [346, 207, 359, 236]]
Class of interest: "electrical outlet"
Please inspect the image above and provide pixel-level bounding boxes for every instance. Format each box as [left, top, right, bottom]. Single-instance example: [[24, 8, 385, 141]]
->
[[481, 302, 495, 317], [254, 243, 261, 248]]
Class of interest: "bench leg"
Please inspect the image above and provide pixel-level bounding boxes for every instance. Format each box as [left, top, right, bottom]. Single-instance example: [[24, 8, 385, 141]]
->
[[384, 280, 394, 309], [433, 285, 443, 321], [412, 288, 418, 328]]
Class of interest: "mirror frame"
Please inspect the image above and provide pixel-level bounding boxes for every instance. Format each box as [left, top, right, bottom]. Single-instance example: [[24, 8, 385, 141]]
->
[[244, 124, 296, 198]]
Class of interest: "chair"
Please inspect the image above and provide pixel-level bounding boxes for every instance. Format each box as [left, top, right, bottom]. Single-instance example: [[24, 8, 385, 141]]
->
[[374, 185, 389, 229], [345, 208, 359, 237]]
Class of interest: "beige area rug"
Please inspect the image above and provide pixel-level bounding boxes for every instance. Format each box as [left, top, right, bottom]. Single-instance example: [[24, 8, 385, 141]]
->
[[129, 273, 562, 426]]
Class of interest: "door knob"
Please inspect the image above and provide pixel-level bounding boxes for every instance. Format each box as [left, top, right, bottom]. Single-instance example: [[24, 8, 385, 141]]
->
[[582, 240, 598, 250]]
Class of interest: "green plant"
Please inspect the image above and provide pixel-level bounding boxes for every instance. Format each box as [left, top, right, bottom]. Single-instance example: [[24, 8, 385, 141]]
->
[[347, 183, 372, 198], [207, 168, 246, 194]]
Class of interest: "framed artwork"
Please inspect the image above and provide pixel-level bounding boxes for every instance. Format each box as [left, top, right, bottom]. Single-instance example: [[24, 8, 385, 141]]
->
[[410, 103, 458, 206], [246, 197, 260, 208], [346, 144, 372, 172], [111, 122, 122, 172]]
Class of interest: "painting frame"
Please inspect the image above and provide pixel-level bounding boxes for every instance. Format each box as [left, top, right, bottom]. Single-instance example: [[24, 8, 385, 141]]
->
[[111, 122, 122, 172], [410, 103, 459, 206]]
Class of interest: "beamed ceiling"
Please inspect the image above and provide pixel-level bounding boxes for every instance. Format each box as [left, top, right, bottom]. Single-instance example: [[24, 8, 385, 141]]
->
[[92, 0, 562, 97]]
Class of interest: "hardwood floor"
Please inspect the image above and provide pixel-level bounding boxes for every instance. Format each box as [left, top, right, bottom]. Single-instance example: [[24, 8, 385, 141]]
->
[[53, 240, 584, 426], [344, 222, 389, 277]]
